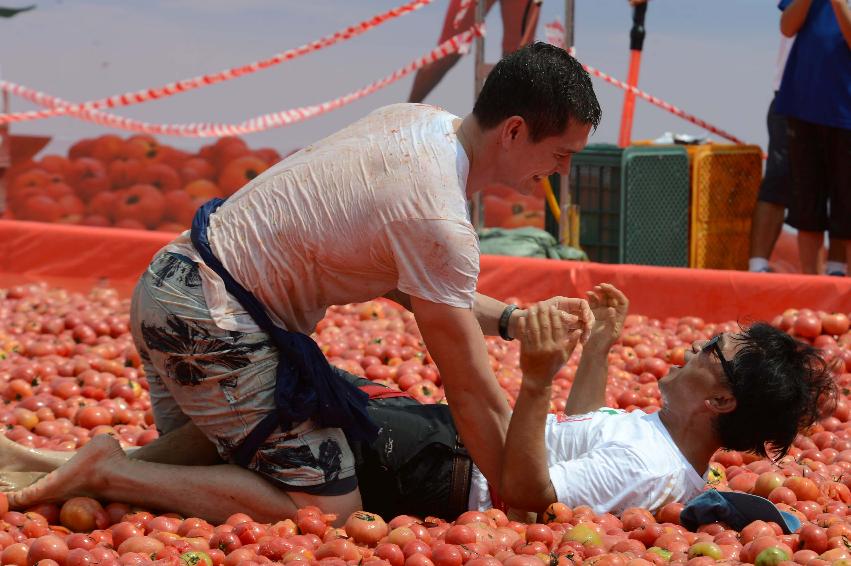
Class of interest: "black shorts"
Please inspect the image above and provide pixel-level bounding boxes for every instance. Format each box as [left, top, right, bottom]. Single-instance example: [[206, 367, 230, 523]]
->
[[337, 371, 473, 520], [786, 117, 851, 239], [757, 94, 791, 207]]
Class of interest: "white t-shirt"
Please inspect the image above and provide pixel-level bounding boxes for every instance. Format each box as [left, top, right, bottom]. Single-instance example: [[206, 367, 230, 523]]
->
[[163, 103, 478, 334], [468, 408, 706, 515]]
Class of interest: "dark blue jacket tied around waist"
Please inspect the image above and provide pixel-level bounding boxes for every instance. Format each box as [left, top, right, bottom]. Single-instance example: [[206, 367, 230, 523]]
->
[[190, 198, 378, 468]]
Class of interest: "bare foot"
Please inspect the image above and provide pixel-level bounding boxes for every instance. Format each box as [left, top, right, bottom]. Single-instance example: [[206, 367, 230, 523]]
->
[[0, 432, 72, 472], [8, 435, 124, 508], [0, 471, 47, 492]]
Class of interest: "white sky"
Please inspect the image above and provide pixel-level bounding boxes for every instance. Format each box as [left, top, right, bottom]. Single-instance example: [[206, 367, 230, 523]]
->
[[1, 0, 782, 157]]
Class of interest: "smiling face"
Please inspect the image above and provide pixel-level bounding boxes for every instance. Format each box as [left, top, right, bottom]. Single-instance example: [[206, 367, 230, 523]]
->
[[658, 333, 742, 416], [493, 116, 592, 195]]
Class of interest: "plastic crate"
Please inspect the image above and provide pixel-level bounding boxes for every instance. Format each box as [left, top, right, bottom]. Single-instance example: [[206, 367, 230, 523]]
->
[[619, 145, 690, 266], [568, 144, 622, 263], [689, 145, 763, 270]]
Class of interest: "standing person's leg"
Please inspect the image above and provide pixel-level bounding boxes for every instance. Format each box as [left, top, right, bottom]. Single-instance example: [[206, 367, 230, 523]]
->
[[500, 0, 539, 54], [786, 118, 830, 275], [133, 253, 362, 515], [749, 94, 790, 272], [826, 124, 851, 276], [407, 0, 498, 103], [826, 244, 848, 276]]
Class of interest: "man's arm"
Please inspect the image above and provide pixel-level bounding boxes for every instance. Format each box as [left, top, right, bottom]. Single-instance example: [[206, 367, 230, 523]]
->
[[389, 290, 593, 342], [781, 0, 813, 37], [565, 342, 610, 416], [500, 305, 580, 512], [564, 285, 629, 416], [411, 296, 511, 485], [831, 0, 851, 50]]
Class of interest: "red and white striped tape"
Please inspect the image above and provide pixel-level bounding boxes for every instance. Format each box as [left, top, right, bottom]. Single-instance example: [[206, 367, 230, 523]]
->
[[581, 61, 746, 145], [0, 0, 434, 125], [454, 0, 476, 28], [0, 24, 483, 138], [544, 19, 566, 50], [539, 20, 745, 145]]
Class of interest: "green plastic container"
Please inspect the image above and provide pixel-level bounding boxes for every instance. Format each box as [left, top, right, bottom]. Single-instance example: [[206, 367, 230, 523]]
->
[[567, 144, 623, 263], [552, 144, 690, 266], [619, 145, 690, 266]]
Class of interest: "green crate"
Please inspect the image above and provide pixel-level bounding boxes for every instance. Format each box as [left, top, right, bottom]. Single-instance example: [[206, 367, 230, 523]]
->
[[620, 146, 690, 266], [550, 144, 690, 266], [567, 144, 622, 263]]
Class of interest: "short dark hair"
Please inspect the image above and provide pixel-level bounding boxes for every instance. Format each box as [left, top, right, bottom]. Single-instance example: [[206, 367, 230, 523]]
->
[[715, 323, 836, 460], [472, 42, 602, 142]]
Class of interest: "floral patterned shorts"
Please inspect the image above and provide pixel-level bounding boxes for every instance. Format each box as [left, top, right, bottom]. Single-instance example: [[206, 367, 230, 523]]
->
[[129, 251, 357, 495]]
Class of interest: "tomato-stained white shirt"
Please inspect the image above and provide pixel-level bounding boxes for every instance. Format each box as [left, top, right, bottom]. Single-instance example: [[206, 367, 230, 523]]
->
[[163, 103, 478, 334], [468, 408, 706, 514]]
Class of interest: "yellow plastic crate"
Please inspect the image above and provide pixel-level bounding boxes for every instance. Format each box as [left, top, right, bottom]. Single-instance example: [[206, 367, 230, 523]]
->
[[689, 145, 763, 270]]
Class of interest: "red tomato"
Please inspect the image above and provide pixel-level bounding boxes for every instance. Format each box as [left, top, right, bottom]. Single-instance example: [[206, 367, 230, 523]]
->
[[26, 535, 68, 566], [59, 498, 108, 533], [344, 511, 388, 547], [374, 543, 405, 566], [116, 536, 165, 556]]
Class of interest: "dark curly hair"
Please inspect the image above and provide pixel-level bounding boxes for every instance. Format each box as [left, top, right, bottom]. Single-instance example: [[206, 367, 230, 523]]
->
[[715, 322, 836, 460], [472, 42, 602, 142]]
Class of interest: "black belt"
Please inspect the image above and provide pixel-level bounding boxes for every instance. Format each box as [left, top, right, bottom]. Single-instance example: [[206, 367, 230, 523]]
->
[[448, 435, 473, 518]]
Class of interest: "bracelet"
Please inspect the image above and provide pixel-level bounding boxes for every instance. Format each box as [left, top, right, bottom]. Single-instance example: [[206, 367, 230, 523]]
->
[[499, 304, 519, 341]]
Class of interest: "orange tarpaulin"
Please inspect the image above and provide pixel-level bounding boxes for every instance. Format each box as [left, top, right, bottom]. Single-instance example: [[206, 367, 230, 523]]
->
[[1, 219, 848, 322]]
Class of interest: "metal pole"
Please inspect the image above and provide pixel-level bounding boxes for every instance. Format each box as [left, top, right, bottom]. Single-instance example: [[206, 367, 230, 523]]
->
[[470, 0, 487, 230], [564, 0, 575, 49], [557, 0, 576, 244], [474, 0, 487, 98]]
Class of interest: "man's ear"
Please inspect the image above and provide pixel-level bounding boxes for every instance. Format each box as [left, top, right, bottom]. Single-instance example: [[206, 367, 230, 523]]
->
[[705, 393, 736, 414], [499, 116, 526, 147]]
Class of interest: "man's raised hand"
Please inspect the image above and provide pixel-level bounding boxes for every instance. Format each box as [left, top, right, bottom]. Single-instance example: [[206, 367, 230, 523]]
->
[[517, 304, 583, 388], [586, 284, 629, 348]]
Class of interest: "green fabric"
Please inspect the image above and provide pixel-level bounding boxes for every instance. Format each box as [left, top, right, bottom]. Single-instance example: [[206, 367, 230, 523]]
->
[[478, 227, 588, 261], [0, 5, 35, 18]]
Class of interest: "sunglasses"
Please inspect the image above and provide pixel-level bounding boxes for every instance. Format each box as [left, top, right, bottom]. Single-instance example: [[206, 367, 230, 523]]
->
[[702, 334, 736, 383]]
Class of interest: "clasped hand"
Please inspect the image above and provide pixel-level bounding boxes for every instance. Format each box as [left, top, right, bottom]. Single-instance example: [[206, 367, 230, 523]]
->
[[517, 303, 583, 387]]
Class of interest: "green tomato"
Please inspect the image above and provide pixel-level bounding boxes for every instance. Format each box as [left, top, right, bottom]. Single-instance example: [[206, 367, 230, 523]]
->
[[755, 547, 790, 566], [688, 542, 723, 560], [180, 551, 213, 566], [647, 547, 673, 561], [563, 523, 602, 547]]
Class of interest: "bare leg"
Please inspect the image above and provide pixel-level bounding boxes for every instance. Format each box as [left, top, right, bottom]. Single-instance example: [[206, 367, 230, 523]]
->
[[127, 421, 222, 466], [827, 241, 847, 264], [0, 421, 221, 474], [749, 201, 786, 260], [8, 435, 362, 525], [798, 230, 823, 274], [407, 0, 497, 103], [500, 0, 538, 54], [0, 433, 75, 473], [0, 471, 48, 492]]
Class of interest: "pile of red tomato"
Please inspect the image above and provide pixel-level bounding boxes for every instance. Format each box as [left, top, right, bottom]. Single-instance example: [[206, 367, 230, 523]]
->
[[1, 281, 851, 566], [3, 135, 283, 232]]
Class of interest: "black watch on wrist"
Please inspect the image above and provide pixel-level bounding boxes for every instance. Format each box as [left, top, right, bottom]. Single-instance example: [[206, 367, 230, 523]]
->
[[499, 304, 519, 341]]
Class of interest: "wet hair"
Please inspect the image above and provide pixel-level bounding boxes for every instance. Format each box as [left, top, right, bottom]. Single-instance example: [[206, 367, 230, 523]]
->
[[472, 42, 602, 142], [715, 322, 836, 460]]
